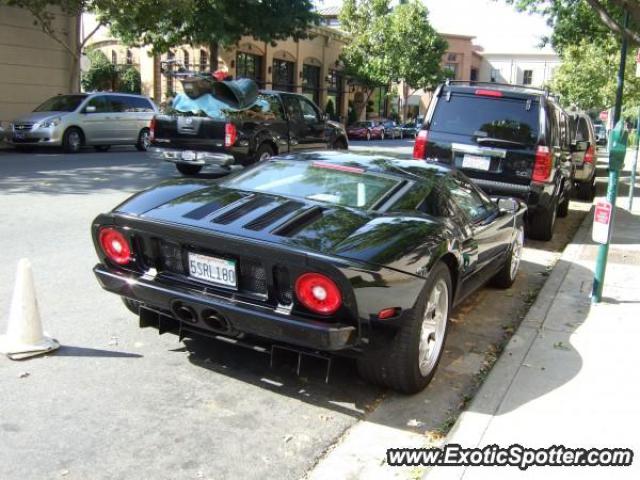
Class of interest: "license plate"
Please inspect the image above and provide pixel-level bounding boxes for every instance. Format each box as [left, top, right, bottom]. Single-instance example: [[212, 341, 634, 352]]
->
[[13, 132, 24, 140], [187, 252, 237, 288], [462, 154, 491, 171]]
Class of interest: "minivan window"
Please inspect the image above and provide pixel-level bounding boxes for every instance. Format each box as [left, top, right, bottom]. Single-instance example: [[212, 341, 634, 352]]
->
[[430, 93, 539, 145], [33, 95, 87, 112], [85, 95, 110, 113]]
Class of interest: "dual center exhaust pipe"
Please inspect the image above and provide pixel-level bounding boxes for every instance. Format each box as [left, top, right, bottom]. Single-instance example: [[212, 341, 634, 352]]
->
[[171, 301, 232, 334]]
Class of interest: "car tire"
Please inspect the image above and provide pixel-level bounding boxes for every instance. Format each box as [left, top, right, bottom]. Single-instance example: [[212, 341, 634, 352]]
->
[[576, 177, 596, 202], [332, 138, 348, 150], [557, 193, 570, 217], [94, 145, 111, 152], [121, 297, 141, 315], [491, 226, 524, 288], [527, 201, 557, 241], [136, 128, 151, 151], [255, 143, 275, 163], [380, 130, 385, 141], [62, 127, 83, 153], [366, 130, 371, 141], [357, 261, 452, 394], [176, 163, 203, 175]]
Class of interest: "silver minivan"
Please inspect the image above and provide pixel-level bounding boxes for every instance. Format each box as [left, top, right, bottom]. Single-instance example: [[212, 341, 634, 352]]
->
[[9, 92, 158, 153]]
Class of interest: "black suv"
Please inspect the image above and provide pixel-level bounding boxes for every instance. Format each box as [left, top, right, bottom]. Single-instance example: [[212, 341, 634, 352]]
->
[[150, 90, 348, 175], [413, 81, 574, 241]]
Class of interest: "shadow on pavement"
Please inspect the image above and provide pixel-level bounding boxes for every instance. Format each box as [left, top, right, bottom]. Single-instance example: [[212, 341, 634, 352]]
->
[[53, 345, 143, 358]]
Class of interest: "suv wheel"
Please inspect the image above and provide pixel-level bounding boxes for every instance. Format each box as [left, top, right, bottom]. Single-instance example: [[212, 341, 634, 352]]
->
[[528, 201, 557, 241], [557, 192, 570, 218], [63, 128, 83, 153], [357, 262, 451, 393], [255, 143, 275, 163], [576, 177, 596, 201], [176, 163, 203, 175]]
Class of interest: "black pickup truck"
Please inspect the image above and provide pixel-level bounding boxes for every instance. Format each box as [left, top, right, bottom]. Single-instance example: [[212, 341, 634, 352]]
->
[[148, 90, 349, 175]]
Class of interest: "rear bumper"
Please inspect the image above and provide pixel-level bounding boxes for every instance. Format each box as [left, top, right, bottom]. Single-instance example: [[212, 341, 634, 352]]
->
[[148, 146, 235, 166], [94, 264, 357, 352]]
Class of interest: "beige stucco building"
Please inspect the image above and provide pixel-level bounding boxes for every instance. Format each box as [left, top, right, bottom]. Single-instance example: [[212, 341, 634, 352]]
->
[[0, 5, 79, 127]]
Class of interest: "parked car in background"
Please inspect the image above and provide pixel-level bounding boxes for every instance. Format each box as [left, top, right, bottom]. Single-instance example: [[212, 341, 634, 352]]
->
[[149, 90, 348, 175], [413, 81, 574, 241], [8, 93, 158, 153], [594, 124, 608, 146], [569, 110, 597, 201], [380, 119, 403, 139], [91, 151, 526, 393], [346, 120, 385, 141], [401, 122, 419, 139]]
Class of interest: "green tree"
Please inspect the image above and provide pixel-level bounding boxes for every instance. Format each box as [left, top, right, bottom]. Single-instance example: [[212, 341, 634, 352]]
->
[[339, 0, 447, 119], [81, 49, 142, 93], [117, 65, 142, 94]]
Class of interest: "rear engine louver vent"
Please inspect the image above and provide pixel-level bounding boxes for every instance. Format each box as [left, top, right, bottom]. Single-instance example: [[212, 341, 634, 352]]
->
[[212, 195, 271, 225], [244, 201, 304, 231], [271, 206, 324, 237]]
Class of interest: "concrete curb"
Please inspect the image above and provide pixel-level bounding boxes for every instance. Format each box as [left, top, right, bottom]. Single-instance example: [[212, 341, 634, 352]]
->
[[424, 209, 594, 480]]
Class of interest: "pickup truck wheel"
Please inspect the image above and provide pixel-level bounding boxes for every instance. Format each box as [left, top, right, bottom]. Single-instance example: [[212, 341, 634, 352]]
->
[[528, 201, 556, 241], [256, 143, 275, 163], [176, 163, 203, 175], [492, 226, 524, 288], [94, 145, 110, 152], [135, 128, 151, 151], [357, 262, 451, 393]]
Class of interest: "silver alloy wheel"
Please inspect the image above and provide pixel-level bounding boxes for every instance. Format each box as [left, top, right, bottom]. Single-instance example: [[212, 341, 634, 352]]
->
[[366, 131, 371, 141], [259, 151, 271, 162], [510, 227, 525, 280], [418, 279, 449, 376], [141, 130, 150, 150], [68, 131, 81, 151], [380, 130, 385, 140]]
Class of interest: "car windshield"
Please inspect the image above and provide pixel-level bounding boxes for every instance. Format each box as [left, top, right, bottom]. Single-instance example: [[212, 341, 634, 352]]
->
[[224, 160, 399, 209], [33, 95, 87, 112], [430, 93, 539, 145]]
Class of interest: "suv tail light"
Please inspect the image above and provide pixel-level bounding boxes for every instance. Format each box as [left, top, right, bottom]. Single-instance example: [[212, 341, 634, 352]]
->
[[98, 227, 131, 265], [149, 117, 156, 142], [532, 146, 553, 182], [413, 130, 428, 159], [225, 123, 237, 147], [584, 144, 595, 164], [295, 272, 342, 315]]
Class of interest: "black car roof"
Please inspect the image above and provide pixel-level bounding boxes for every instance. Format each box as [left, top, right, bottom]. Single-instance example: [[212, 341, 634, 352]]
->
[[273, 150, 452, 180], [441, 81, 553, 101]]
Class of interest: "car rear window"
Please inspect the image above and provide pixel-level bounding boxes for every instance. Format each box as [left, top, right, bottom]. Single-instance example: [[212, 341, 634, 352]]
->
[[224, 160, 399, 209], [430, 93, 539, 145]]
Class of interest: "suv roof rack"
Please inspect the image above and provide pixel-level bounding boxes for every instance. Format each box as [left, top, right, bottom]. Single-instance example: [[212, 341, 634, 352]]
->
[[443, 79, 553, 97]]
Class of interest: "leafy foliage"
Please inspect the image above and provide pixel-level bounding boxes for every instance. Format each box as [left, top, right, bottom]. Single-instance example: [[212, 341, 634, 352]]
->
[[81, 49, 141, 93], [339, 0, 447, 92]]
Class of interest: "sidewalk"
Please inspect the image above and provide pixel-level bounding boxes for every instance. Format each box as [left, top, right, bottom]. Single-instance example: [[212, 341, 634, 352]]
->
[[426, 153, 640, 479]]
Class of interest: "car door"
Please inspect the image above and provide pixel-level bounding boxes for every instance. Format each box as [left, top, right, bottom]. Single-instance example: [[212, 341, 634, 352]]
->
[[81, 95, 113, 144], [297, 96, 327, 148], [445, 174, 511, 296], [282, 94, 306, 152], [108, 95, 136, 143]]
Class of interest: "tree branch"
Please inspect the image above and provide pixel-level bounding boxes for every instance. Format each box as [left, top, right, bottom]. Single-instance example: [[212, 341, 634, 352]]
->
[[80, 20, 104, 50], [585, 0, 640, 44]]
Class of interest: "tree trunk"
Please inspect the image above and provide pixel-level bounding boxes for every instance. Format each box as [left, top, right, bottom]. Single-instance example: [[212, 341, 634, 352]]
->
[[209, 42, 219, 72]]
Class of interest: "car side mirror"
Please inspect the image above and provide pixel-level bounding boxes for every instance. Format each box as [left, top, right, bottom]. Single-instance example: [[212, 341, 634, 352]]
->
[[84, 105, 96, 113], [497, 197, 518, 214]]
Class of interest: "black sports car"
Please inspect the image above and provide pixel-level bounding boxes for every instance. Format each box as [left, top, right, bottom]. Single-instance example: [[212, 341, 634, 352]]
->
[[92, 151, 526, 393]]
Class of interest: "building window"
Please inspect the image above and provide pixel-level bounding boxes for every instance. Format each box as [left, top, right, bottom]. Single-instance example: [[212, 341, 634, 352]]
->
[[470, 68, 478, 82], [447, 53, 457, 62], [490, 68, 500, 82], [126, 49, 133, 65], [272, 58, 295, 92], [183, 50, 190, 70], [237, 52, 263, 86], [523, 70, 533, 85], [111, 50, 117, 64], [199, 49, 208, 72], [445, 63, 458, 79], [302, 64, 321, 105], [326, 69, 343, 121]]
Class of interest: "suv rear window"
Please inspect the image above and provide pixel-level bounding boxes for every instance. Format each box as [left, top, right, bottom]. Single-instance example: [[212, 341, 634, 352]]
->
[[430, 93, 539, 145]]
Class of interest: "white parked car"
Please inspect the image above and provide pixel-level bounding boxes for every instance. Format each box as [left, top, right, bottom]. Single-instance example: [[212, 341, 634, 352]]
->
[[9, 92, 158, 153]]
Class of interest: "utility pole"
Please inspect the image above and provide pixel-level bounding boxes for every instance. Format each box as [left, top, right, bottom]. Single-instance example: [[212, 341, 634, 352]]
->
[[591, 10, 629, 304]]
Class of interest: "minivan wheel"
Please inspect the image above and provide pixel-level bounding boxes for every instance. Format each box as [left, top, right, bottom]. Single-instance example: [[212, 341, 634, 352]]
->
[[357, 262, 451, 394], [176, 163, 203, 175], [94, 145, 111, 152], [136, 128, 151, 151], [528, 202, 557, 241], [63, 128, 83, 153]]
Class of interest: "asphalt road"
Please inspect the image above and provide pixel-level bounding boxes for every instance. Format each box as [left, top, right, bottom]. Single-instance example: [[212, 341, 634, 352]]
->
[[0, 141, 591, 480]]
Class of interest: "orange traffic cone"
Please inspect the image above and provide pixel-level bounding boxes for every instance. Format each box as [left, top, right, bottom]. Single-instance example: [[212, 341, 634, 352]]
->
[[0, 259, 59, 360]]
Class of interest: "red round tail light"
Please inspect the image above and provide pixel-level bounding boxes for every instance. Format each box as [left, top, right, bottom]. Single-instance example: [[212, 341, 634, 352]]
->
[[294, 272, 342, 315], [99, 227, 131, 265]]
